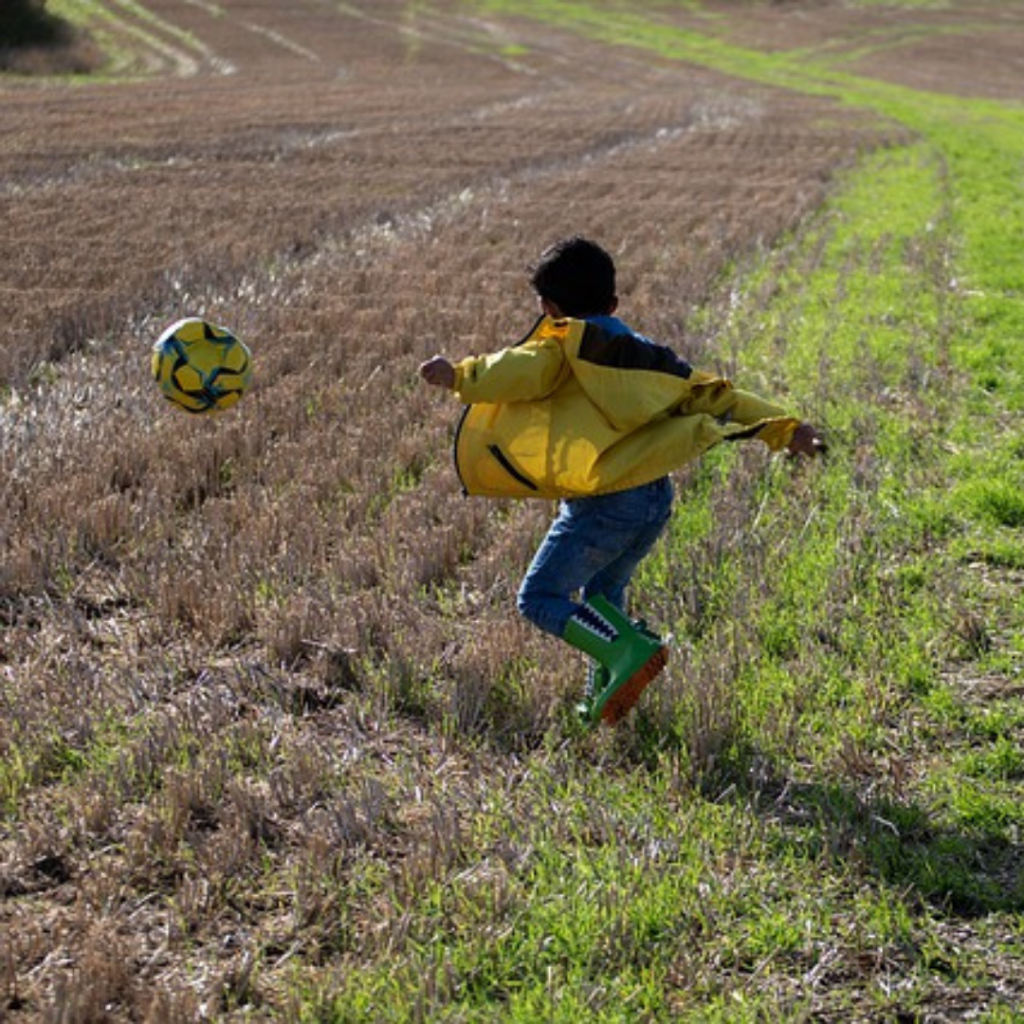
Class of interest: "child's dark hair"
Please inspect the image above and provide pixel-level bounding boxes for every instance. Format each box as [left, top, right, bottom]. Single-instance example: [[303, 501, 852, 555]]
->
[[530, 236, 616, 317]]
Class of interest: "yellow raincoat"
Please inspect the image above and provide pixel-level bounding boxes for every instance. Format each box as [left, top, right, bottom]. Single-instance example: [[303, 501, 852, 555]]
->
[[452, 315, 800, 499]]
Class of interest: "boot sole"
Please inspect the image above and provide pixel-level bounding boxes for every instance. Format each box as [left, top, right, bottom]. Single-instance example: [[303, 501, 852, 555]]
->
[[599, 646, 668, 726]]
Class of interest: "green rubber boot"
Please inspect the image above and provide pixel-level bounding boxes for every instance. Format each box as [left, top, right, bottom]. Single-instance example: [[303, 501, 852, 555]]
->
[[576, 663, 609, 725], [564, 596, 668, 727]]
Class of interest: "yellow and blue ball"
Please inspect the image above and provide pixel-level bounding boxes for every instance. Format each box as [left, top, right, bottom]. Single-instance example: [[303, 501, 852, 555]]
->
[[152, 317, 252, 414]]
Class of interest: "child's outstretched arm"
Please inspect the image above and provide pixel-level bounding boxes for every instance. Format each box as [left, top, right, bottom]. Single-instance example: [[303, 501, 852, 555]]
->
[[420, 339, 566, 404], [675, 377, 825, 457]]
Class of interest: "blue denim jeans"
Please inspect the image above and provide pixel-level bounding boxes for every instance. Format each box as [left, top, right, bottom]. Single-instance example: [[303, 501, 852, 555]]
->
[[517, 477, 673, 637]]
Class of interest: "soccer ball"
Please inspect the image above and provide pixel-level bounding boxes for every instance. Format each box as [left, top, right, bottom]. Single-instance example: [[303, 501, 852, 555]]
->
[[151, 318, 252, 413]]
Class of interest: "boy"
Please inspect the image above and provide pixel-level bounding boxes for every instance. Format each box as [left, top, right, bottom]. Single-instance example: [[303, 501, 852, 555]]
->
[[420, 236, 823, 727]]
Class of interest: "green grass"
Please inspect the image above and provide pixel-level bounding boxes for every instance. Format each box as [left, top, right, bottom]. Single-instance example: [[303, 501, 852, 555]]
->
[[306, 0, 1024, 1016], [45, 0, 212, 76]]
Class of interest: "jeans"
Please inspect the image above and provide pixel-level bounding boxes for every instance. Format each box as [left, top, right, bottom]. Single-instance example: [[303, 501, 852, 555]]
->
[[517, 477, 673, 637]]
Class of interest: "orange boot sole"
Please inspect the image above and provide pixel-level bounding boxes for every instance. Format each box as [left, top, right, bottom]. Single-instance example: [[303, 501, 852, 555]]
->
[[598, 646, 668, 726]]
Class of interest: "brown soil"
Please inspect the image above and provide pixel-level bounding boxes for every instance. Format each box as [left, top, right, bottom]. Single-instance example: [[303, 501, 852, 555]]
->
[[716, 0, 1024, 100]]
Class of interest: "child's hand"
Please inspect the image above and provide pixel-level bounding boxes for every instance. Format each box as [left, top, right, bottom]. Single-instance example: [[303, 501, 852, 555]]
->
[[787, 422, 827, 457], [419, 356, 456, 389]]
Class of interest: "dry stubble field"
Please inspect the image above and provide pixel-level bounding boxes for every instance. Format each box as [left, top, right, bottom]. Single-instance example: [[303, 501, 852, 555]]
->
[[2, 0, 1022, 1019]]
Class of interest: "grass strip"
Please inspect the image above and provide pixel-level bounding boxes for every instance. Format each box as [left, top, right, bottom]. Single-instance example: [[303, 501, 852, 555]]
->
[[310, 2, 1024, 1015]]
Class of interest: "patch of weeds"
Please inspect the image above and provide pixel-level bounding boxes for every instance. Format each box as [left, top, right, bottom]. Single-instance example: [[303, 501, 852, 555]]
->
[[959, 737, 1024, 783], [965, 527, 1024, 577], [373, 651, 435, 723], [0, 746, 31, 818], [956, 478, 1024, 530]]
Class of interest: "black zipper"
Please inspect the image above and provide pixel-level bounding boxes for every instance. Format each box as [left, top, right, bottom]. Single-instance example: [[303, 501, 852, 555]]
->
[[487, 444, 538, 491], [451, 315, 546, 496]]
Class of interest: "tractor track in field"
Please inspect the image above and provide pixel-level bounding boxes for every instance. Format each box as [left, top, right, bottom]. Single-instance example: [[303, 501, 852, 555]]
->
[[0, 1, 883, 390]]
